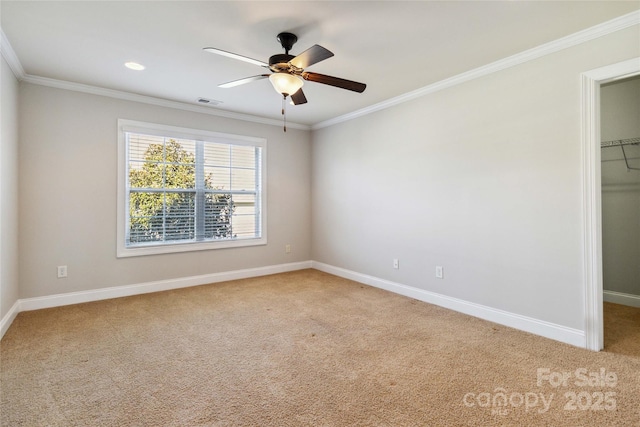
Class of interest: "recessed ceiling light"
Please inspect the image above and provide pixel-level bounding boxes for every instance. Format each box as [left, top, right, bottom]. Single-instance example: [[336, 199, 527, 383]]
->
[[124, 62, 145, 71]]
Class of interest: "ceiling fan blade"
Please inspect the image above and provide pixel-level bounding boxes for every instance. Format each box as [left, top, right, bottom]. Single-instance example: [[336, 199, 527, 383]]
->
[[302, 72, 366, 93], [203, 47, 269, 68], [290, 45, 334, 69], [291, 89, 308, 105], [219, 74, 270, 88]]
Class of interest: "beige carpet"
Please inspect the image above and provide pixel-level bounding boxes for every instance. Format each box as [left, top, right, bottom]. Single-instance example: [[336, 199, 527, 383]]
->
[[1, 269, 639, 426], [604, 301, 640, 358]]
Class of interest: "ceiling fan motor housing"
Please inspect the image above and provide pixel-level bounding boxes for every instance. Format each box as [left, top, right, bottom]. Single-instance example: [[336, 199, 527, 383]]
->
[[269, 54, 296, 73], [271, 33, 300, 73]]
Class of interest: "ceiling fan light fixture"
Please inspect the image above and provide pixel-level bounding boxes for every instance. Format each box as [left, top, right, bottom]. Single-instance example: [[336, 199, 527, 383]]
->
[[268, 72, 304, 97]]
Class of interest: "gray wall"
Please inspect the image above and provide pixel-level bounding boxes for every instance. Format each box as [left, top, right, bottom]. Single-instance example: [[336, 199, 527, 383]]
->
[[311, 27, 639, 331], [18, 84, 311, 299], [601, 76, 640, 298], [1, 56, 20, 319]]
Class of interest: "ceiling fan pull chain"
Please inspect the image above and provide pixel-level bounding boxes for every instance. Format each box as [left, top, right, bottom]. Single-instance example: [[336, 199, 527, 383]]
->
[[282, 95, 287, 132]]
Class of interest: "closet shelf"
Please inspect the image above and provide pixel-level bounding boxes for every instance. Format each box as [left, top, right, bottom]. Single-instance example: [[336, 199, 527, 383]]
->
[[601, 137, 640, 171], [600, 137, 640, 148]]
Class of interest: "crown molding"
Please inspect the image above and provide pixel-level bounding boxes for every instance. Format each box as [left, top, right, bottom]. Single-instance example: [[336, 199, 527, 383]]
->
[[312, 9, 640, 130], [21, 75, 310, 130], [0, 27, 25, 79]]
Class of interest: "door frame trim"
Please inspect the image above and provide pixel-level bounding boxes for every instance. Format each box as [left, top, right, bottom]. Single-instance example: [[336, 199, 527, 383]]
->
[[581, 57, 640, 351]]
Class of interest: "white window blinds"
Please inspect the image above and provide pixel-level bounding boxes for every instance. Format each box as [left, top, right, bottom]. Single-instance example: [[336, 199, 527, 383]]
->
[[117, 120, 266, 257]]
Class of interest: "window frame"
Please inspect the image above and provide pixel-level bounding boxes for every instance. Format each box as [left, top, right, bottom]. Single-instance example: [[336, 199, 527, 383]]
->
[[117, 119, 267, 258]]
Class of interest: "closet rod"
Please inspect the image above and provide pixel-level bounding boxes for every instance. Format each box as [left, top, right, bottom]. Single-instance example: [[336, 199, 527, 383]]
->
[[600, 137, 640, 148]]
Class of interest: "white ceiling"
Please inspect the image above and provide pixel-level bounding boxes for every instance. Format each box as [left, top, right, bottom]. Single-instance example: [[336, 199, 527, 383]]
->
[[2, 1, 638, 127]]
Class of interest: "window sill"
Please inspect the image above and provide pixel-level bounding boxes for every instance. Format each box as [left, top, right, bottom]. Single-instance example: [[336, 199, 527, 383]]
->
[[116, 237, 267, 258]]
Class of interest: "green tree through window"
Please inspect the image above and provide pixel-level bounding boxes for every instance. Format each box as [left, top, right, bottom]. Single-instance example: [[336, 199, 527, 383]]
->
[[128, 138, 234, 244]]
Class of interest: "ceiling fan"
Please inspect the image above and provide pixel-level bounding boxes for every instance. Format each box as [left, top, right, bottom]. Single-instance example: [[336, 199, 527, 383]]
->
[[204, 32, 366, 108]]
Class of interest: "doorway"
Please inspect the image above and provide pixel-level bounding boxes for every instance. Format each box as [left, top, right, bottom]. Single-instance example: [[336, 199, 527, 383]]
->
[[581, 58, 640, 351], [600, 75, 640, 356]]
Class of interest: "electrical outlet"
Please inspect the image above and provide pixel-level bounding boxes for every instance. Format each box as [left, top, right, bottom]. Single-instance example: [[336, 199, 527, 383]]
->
[[393, 259, 399, 269], [435, 266, 444, 279], [57, 265, 68, 278], [285, 244, 291, 254]]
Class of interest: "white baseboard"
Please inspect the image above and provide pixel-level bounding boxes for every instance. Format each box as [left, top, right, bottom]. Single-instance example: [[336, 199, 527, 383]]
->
[[604, 290, 640, 308], [1, 260, 587, 348], [312, 261, 586, 348], [0, 300, 21, 339], [0, 261, 312, 339]]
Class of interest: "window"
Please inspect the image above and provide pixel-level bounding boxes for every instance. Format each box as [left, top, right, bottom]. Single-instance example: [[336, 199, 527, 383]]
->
[[117, 120, 266, 257]]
